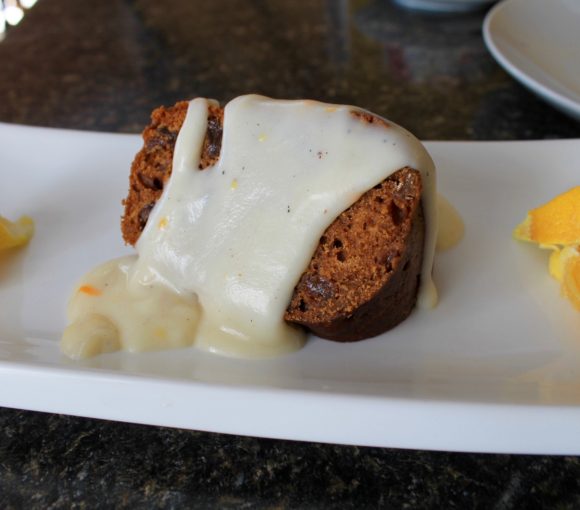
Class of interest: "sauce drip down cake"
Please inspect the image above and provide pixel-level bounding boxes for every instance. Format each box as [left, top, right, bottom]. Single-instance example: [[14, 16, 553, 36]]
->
[[62, 95, 437, 359]]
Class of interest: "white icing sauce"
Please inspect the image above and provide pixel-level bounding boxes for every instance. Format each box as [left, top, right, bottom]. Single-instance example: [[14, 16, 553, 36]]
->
[[62, 255, 201, 359], [436, 194, 464, 252], [61, 95, 437, 360]]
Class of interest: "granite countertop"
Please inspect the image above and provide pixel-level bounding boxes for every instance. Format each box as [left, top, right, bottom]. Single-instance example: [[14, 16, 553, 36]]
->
[[1, 0, 580, 508]]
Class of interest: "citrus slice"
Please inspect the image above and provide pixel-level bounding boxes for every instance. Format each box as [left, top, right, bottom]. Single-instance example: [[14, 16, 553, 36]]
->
[[0, 215, 35, 251], [513, 186, 580, 246], [561, 246, 580, 311], [548, 248, 565, 282]]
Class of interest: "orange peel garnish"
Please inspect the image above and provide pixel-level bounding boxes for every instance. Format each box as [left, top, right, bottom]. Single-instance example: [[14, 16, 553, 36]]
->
[[514, 187, 580, 311], [0, 215, 34, 251], [561, 247, 580, 311], [513, 186, 580, 247]]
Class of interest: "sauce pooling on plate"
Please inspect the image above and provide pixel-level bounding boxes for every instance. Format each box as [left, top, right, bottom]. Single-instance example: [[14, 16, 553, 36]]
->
[[61, 95, 438, 359]]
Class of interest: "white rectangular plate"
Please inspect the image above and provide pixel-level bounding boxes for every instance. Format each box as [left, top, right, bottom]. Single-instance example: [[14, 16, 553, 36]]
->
[[1, 122, 580, 454]]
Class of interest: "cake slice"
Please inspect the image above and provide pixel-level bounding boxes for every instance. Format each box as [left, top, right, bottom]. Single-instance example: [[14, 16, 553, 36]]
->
[[285, 167, 423, 341], [121, 100, 426, 342]]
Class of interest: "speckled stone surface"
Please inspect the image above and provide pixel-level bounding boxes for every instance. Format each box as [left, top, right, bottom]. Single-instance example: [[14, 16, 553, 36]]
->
[[1, 0, 580, 507], [2, 408, 580, 509], [2, 0, 579, 139]]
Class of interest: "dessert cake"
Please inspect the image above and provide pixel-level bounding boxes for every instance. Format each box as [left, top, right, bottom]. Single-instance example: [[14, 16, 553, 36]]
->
[[62, 95, 437, 359]]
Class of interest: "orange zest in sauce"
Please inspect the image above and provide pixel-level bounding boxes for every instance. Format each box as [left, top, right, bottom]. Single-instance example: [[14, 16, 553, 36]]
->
[[79, 284, 102, 296]]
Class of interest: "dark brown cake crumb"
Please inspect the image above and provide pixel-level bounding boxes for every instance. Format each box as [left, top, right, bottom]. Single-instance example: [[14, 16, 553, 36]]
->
[[351, 110, 391, 129], [199, 105, 224, 170]]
